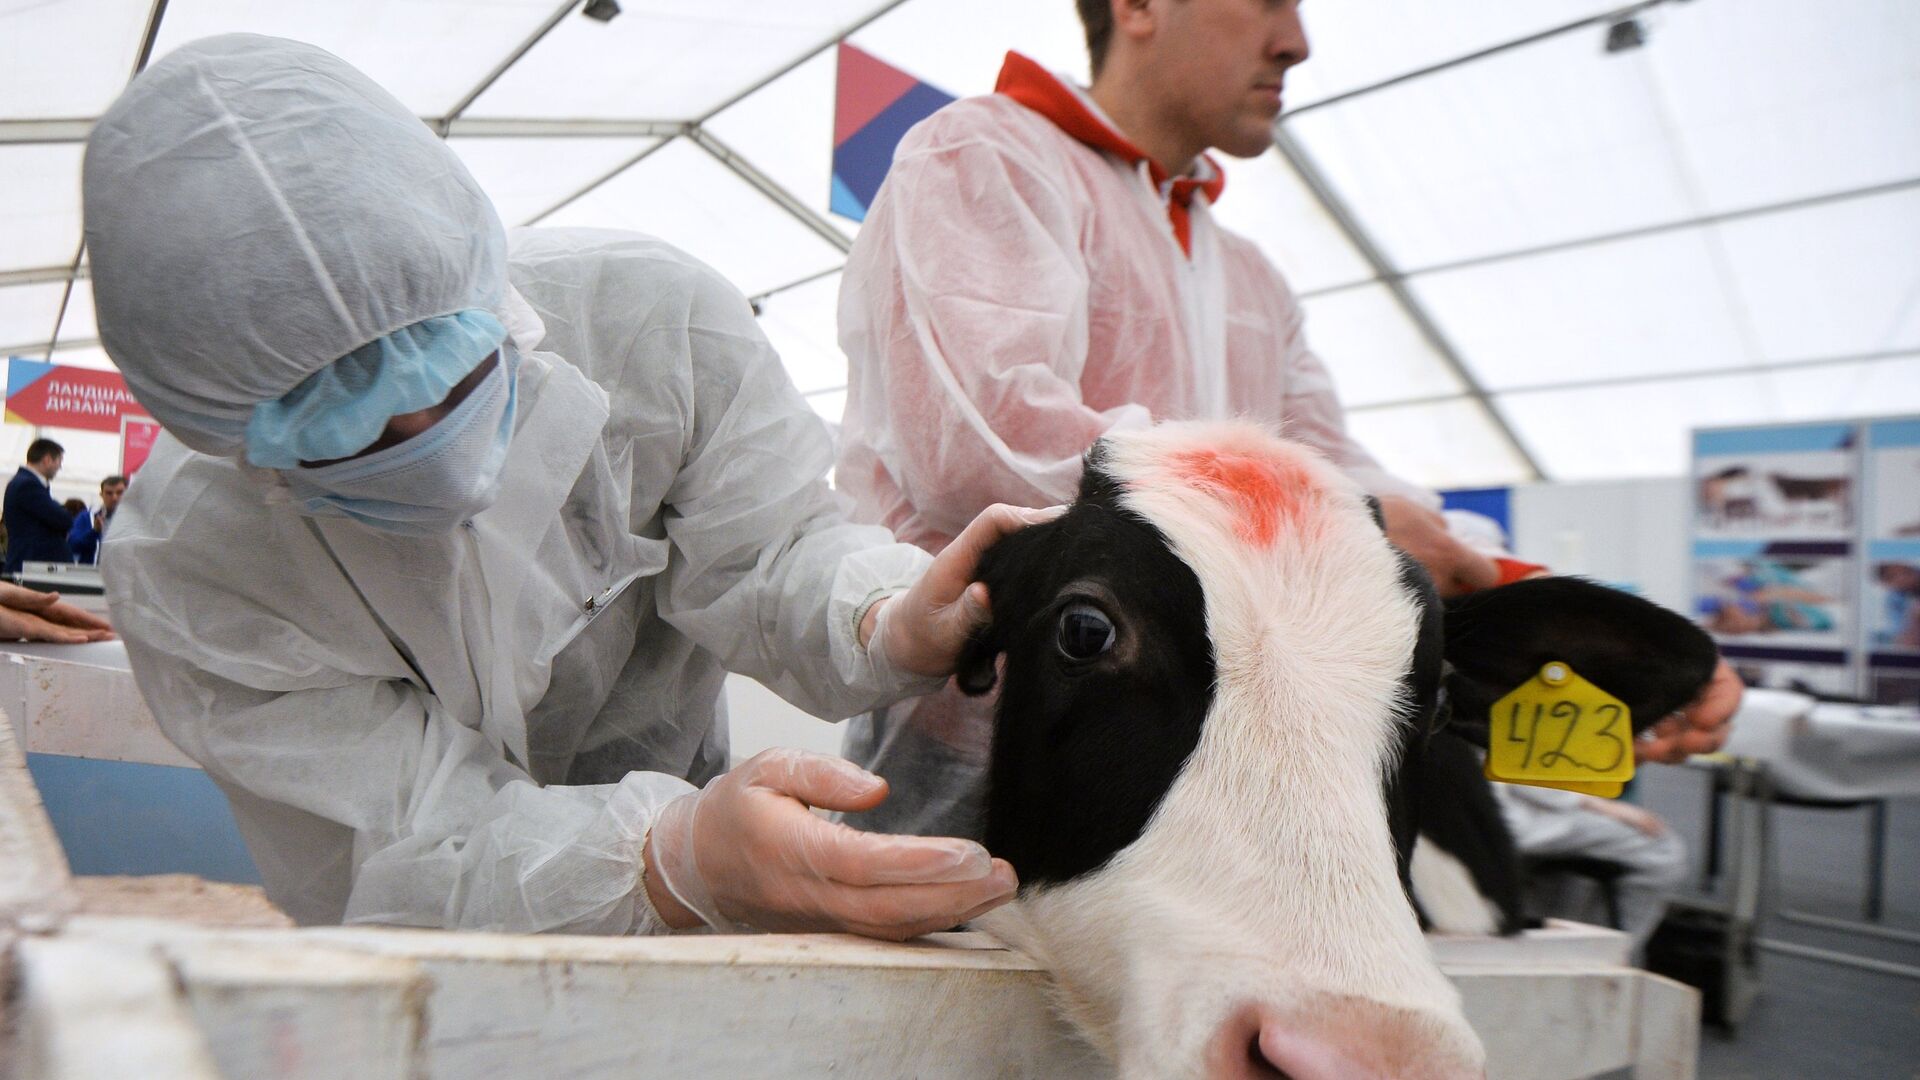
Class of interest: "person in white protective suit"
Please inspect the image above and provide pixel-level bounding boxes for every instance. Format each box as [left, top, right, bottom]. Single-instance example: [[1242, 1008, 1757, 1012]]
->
[[1491, 783, 1687, 963], [834, 0, 1740, 840], [83, 34, 1032, 938]]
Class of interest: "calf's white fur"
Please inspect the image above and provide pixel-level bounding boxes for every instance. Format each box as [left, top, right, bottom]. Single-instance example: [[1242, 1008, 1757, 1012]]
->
[[976, 422, 1484, 1078]]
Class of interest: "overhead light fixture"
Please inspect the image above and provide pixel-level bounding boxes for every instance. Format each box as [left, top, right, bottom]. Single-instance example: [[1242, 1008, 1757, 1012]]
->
[[1604, 16, 1646, 53], [581, 0, 621, 23]]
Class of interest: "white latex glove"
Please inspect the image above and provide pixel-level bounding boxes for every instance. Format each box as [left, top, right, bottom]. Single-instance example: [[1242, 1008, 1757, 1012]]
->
[[863, 503, 1066, 678], [645, 749, 1017, 939]]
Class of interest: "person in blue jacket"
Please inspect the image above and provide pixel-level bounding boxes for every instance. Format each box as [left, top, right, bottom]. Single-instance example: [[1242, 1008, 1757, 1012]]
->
[[4, 439, 74, 574], [67, 474, 127, 565]]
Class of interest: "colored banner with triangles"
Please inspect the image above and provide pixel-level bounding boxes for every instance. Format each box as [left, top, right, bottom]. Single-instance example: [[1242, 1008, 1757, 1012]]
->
[[831, 43, 956, 222]]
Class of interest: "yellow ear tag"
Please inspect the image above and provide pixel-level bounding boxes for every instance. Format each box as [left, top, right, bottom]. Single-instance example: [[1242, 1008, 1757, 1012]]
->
[[1482, 661, 1633, 799]]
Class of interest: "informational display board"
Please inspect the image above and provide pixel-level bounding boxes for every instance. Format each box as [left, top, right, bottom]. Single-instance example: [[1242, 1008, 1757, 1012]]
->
[[119, 415, 161, 477], [1863, 418, 1920, 704], [1691, 416, 1920, 705]]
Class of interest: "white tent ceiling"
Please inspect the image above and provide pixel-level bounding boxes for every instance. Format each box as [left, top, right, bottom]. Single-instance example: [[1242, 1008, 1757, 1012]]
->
[[3, 0, 1917, 496]]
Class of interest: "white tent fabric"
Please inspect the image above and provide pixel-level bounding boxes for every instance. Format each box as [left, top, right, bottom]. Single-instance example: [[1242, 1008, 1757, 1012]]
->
[[448, 136, 661, 229], [541, 137, 847, 298], [2, 0, 1916, 500]]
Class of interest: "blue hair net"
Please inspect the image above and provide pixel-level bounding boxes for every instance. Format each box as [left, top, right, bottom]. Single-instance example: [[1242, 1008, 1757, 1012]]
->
[[244, 310, 506, 469]]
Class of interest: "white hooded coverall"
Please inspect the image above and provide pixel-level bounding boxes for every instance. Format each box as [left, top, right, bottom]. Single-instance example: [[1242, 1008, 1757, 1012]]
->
[[86, 35, 934, 933], [1492, 784, 1688, 959], [835, 52, 1432, 838]]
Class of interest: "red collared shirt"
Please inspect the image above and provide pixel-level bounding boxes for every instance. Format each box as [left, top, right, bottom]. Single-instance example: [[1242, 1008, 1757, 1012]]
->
[[994, 51, 1225, 258]]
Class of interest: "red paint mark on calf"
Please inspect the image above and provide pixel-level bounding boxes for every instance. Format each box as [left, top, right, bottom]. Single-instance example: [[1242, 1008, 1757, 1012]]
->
[[1168, 448, 1312, 547]]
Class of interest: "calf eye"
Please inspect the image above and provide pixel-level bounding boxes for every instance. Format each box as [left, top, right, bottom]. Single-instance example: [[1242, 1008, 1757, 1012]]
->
[[1057, 604, 1116, 661]]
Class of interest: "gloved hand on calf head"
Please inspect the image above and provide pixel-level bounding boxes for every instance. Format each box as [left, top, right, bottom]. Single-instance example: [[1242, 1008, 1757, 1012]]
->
[[645, 748, 1018, 939]]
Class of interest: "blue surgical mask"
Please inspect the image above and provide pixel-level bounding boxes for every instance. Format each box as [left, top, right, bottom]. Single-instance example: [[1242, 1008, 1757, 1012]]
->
[[284, 347, 518, 535]]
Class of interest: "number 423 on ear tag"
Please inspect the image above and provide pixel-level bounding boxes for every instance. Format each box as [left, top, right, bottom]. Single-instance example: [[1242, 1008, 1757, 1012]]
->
[[1483, 661, 1633, 799]]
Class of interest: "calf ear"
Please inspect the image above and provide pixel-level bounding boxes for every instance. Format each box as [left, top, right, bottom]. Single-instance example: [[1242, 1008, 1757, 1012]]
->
[[955, 631, 1003, 696], [1441, 577, 1718, 746], [950, 525, 1032, 697], [1395, 550, 1446, 735], [1363, 494, 1388, 532]]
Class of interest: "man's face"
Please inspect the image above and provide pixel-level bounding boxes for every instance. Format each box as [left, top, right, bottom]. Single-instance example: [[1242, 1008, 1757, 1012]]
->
[[101, 481, 127, 513], [1146, 0, 1309, 159], [40, 454, 62, 482]]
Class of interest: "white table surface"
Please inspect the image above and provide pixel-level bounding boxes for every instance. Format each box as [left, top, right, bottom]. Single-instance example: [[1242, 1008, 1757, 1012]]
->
[[1717, 687, 1920, 800]]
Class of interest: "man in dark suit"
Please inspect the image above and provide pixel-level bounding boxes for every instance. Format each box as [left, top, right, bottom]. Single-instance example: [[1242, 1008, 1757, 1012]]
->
[[4, 438, 74, 574]]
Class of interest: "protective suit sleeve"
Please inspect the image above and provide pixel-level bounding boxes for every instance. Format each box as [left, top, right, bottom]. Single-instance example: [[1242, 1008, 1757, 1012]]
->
[[1264, 285, 1439, 510], [841, 136, 1152, 540], [653, 264, 942, 720], [117, 614, 694, 933]]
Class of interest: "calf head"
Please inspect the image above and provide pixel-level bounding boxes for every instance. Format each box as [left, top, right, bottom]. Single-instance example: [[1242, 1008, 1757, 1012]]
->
[[958, 421, 1717, 1079], [959, 422, 1478, 1079]]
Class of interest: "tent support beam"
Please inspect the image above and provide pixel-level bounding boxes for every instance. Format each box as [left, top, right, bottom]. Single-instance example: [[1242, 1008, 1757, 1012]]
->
[[748, 265, 846, 308], [1293, 174, 1920, 303], [692, 0, 916, 125], [1283, 0, 1688, 119], [1391, 175, 1920, 282], [132, 0, 171, 74], [523, 137, 676, 226], [434, 0, 581, 135], [441, 118, 687, 138], [1272, 126, 1546, 481], [0, 117, 696, 144], [686, 128, 852, 254], [526, 1, 913, 235], [0, 337, 102, 358], [1347, 348, 1920, 414], [0, 119, 93, 143], [0, 266, 88, 288]]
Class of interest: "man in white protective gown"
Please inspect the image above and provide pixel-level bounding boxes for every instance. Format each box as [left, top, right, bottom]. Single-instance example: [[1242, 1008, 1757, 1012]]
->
[[832, 0, 1507, 840], [83, 34, 1031, 937], [834, 0, 1739, 841]]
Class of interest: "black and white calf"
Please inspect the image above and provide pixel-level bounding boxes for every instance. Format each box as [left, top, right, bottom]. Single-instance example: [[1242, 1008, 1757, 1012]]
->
[[955, 422, 1716, 1080]]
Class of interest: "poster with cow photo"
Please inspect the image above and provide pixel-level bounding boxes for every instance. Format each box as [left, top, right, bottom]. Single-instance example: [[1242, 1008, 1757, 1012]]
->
[[1693, 543, 1853, 651], [1863, 419, 1920, 666], [1693, 423, 1856, 541], [1866, 418, 1920, 541]]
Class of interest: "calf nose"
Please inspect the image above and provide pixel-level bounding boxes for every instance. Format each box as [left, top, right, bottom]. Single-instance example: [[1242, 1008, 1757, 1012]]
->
[[1207, 999, 1484, 1080]]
